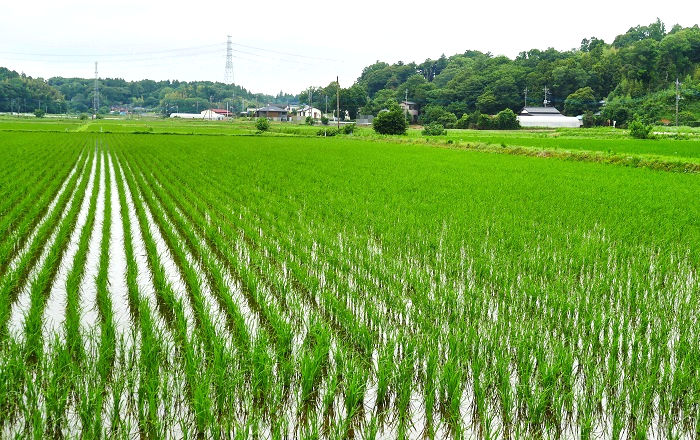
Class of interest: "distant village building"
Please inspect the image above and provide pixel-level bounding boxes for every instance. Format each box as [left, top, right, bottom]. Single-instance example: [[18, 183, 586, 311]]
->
[[517, 106, 582, 128], [399, 101, 419, 123], [211, 108, 232, 117], [170, 112, 205, 119], [296, 105, 323, 119], [255, 105, 289, 121], [200, 109, 226, 120]]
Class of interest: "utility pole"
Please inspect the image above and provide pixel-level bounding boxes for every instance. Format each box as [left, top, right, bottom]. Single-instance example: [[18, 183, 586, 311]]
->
[[336, 76, 340, 129], [675, 77, 681, 127], [524, 87, 528, 107], [93, 62, 99, 117], [224, 35, 234, 84], [543, 86, 550, 107]]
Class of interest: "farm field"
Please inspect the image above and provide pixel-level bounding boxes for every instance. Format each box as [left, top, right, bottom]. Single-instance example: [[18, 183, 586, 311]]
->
[[0, 129, 699, 438], [2, 116, 700, 164]]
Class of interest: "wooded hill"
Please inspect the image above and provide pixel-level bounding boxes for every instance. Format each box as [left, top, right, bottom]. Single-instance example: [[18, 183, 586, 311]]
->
[[1, 19, 699, 126]]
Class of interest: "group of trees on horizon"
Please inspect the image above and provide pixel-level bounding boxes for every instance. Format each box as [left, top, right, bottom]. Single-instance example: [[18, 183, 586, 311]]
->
[[1, 19, 699, 126]]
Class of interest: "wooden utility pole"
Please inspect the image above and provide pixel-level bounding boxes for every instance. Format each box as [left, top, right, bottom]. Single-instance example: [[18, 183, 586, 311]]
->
[[336, 76, 340, 129]]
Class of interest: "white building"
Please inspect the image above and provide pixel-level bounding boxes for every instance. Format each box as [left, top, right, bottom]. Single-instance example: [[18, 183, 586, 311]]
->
[[296, 105, 323, 119], [200, 109, 225, 120], [517, 106, 582, 128], [170, 112, 203, 119]]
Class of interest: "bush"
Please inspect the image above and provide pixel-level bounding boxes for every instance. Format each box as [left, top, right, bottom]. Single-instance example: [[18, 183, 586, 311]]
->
[[437, 112, 458, 129], [494, 109, 519, 129], [455, 114, 470, 129], [628, 119, 653, 139], [476, 113, 493, 130], [305, 116, 314, 125], [317, 128, 339, 136], [321, 116, 329, 125], [422, 122, 446, 136], [256, 118, 270, 132], [372, 101, 407, 135], [33, 108, 46, 118], [79, 113, 89, 120], [342, 123, 356, 134]]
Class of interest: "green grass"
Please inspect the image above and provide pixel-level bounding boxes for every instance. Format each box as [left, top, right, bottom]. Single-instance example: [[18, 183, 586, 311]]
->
[[0, 130, 698, 437]]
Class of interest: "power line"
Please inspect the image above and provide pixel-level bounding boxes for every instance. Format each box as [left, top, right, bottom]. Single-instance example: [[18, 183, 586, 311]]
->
[[231, 42, 341, 63], [0, 43, 225, 58]]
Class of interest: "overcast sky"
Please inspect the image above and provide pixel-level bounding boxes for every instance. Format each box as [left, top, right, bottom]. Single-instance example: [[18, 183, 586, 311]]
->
[[1, 0, 698, 95]]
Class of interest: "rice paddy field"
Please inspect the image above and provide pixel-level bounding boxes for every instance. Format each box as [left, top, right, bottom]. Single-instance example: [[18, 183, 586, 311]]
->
[[1, 120, 700, 439]]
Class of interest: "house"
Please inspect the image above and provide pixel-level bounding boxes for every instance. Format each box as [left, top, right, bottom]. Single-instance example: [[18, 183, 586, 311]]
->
[[255, 105, 289, 121], [517, 106, 582, 128], [296, 105, 323, 119], [399, 101, 419, 123], [211, 108, 232, 117], [200, 109, 225, 120]]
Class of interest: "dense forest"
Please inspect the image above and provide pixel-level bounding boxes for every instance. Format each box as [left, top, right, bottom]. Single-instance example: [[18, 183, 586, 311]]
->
[[0, 68, 290, 115], [304, 19, 700, 126], [1, 19, 699, 126]]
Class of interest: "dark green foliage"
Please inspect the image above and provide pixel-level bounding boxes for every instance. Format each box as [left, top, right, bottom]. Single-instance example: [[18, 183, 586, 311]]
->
[[316, 128, 338, 136], [494, 109, 520, 129], [342, 123, 356, 134], [33, 108, 45, 118], [321, 116, 329, 125], [628, 118, 654, 138], [422, 122, 446, 136], [305, 116, 314, 126], [255, 118, 270, 132], [476, 113, 493, 130], [564, 87, 598, 115], [372, 101, 407, 135]]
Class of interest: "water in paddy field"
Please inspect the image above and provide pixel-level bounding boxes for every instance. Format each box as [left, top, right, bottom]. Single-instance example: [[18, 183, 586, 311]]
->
[[107, 153, 130, 340], [8, 154, 91, 339], [42, 150, 99, 342], [126, 164, 195, 330], [79, 151, 105, 344]]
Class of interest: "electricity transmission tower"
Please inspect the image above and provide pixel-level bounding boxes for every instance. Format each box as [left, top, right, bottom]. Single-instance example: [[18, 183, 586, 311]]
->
[[93, 62, 99, 116], [224, 35, 234, 84]]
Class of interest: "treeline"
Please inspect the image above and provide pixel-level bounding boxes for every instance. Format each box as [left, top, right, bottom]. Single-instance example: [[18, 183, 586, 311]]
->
[[303, 19, 700, 127], [0, 67, 292, 114]]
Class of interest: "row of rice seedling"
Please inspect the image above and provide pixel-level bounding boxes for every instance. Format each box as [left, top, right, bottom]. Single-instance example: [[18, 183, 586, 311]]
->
[[126, 134, 699, 437], [122, 142, 363, 432], [124, 140, 404, 435], [0, 150, 90, 344], [1, 131, 698, 437]]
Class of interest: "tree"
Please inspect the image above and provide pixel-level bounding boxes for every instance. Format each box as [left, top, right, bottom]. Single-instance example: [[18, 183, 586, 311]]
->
[[564, 87, 597, 115], [494, 109, 519, 129], [256, 118, 270, 132], [372, 100, 407, 135], [33, 108, 46, 118]]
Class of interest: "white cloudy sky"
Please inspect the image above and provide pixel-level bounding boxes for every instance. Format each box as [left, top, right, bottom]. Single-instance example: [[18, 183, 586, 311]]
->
[[1, 0, 698, 95]]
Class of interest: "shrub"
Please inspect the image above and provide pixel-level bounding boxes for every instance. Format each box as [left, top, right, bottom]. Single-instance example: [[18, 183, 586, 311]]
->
[[321, 116, 329, 125], [342, 123, 356, 135], [494, 109, 519, 129], [256, 118, 270, 132], [305, 116, 314, 125], [437, 112, 458, 129], [317, 128, 339, 136], [34, 108, 46, 118], [455, 114, 470, 129], [628, 119, 653, 139], [476, 113, 493, 130], [422, 122, 446, 136], [372, 101, 407, 135], [79, 113, 89, 120]]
